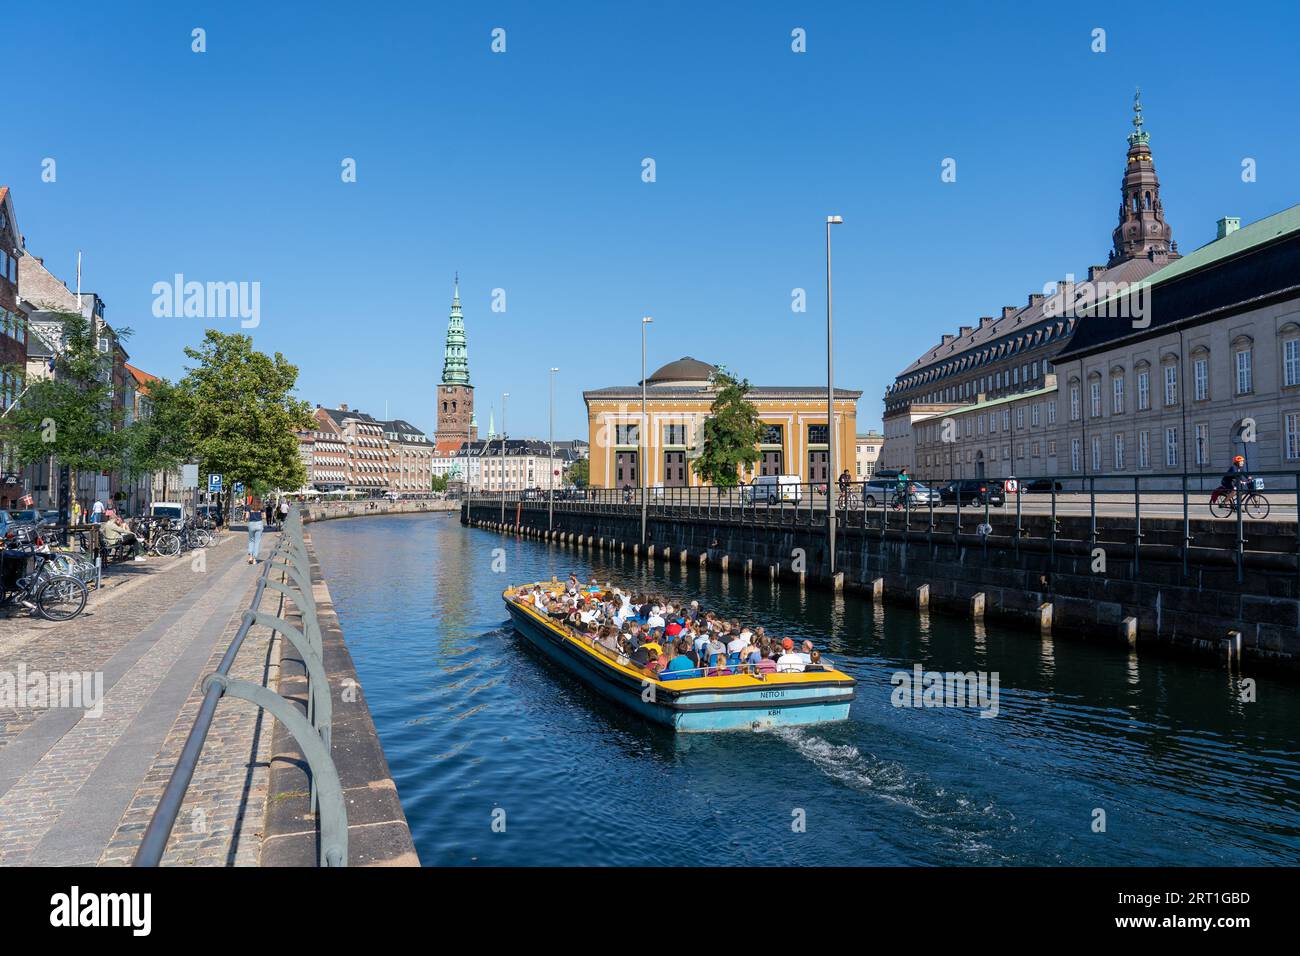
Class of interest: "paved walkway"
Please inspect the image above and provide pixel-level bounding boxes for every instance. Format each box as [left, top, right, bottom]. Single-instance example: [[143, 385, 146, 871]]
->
[[0, 531, 282, 866]]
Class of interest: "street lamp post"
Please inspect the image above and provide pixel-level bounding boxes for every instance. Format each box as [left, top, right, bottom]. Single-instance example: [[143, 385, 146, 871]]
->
[[641, 316, 653, 546], [825, 215, 843, 577], [549, 367, 558, 531], [500, 392, 509, 523]]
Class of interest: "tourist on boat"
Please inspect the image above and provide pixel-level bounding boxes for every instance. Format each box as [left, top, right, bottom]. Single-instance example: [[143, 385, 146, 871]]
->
[[804, 650, 827, 673], [777, 638, 806, 673], [756, 649, 778, 675], [707, 654, 732, 677], [662, 641, 696, 680], [797, 640, 815, 666]]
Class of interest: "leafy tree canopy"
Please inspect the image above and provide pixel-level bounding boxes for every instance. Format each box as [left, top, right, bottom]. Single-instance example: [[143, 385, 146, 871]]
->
[[691, 369, 763, 487]]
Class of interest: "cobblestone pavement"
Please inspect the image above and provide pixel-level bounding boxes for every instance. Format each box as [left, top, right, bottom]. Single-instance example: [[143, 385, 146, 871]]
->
[[0, 531, 283, 866]]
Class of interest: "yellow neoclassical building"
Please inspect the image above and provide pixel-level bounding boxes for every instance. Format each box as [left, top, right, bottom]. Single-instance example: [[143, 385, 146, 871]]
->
[[583, 357, 861, 489]]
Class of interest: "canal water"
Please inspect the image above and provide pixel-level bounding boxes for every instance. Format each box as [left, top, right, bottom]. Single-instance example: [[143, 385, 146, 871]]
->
[[311, 513, 1300, 866]]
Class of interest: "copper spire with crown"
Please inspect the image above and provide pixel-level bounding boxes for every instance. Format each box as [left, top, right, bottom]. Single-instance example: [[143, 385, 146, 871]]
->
[[1108, 88, 1178, 266]]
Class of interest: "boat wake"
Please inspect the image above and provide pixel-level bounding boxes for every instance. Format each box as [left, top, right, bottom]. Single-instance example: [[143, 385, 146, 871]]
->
[[771, 727, 1020, 863]]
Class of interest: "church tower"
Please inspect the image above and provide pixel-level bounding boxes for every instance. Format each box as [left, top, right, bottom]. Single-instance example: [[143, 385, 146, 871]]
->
[[434, 276, 477, 452], [1108, 89, 1178, 267]]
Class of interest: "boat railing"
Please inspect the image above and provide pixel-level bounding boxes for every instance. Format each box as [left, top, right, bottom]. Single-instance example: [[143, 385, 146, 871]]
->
[[133, 506, 350, 867]]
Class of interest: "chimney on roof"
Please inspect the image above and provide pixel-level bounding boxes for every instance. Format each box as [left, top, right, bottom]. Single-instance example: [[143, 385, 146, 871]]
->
[[1088, 265, 1106, 281], [958, 326, 973, 337], [1000, 307, 1016, 320], [980, 316, 996, 328], [1028, 293, 1045, 307], [1216, 216, 1241, 239], [941, 334, 955, 345], [340, 403, 348, 411]]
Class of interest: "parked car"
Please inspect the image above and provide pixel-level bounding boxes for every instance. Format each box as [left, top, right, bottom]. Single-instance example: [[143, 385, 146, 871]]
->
[[939, 479, 1005, 507], [1020, 478, 1064, 493], [7, 509, 41, 524], [861, 478, 941, 508], [745, 474, 803, 504]]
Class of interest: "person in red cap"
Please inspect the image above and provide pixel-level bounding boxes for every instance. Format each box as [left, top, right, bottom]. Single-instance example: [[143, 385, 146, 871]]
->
[[776, 638, 805, 673], [1211, 454, 1251, 507]]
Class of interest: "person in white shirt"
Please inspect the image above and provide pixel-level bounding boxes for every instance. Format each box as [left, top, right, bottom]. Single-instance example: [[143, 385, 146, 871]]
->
[[776, 638, 805, 673], [647, 610, 666, 631], [726, 633, 749, 658], [796, 640, 814, 665]]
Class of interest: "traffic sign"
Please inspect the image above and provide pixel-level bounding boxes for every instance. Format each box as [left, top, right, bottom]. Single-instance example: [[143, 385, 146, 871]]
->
[[1004, 477, 1019, 494], [232, 482, 244, 495], [208, 474, 223, 493]]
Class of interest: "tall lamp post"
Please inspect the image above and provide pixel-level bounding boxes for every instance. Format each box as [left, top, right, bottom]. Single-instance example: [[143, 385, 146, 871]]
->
[[500, 392, 509, 523], [549, 367, 558, 530], [825, 215, 843, 577], [641, 316, 653, 546]]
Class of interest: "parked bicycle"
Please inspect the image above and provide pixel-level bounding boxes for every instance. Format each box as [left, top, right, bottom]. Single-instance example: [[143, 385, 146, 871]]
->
[[131, 516, 182, 557], [0, 547, 89, 621]]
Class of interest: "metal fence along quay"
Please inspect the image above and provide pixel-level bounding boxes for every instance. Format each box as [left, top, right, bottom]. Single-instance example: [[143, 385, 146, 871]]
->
[[467, 470, 1300, 585], [133, 509, 348, 867]]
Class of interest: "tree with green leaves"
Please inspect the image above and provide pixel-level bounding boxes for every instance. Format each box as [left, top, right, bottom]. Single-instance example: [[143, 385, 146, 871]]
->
[[566, 457, 589, 487], [179, 331, 314, 503], [2, 310, 129, 499], [431, 473, 450, 493], [691, 369, 764, 487]]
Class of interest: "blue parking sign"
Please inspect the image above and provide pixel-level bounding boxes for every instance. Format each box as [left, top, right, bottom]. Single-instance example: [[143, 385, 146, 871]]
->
[[232, 482, 244, 495], [208, 474, 223, 493]]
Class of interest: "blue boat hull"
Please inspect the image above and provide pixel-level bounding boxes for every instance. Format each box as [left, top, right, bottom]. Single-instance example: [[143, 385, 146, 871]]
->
[[505, 600, 853, 733]]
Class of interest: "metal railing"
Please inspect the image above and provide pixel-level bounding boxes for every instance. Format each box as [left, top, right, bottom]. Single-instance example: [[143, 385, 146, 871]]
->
[[133, 507, 349, 867], [471, 472, 1300, 586]]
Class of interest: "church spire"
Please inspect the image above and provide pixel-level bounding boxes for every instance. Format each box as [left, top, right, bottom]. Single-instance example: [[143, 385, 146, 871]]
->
[[441, 275, 470, 386], [1108, 90, 1177, 267]]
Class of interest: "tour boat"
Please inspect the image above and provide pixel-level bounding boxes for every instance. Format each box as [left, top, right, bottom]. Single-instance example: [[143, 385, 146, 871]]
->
[[503, 584, 855, 733]]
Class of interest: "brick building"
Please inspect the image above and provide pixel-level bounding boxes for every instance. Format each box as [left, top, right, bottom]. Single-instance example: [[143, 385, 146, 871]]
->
[[0, 187, 29, 507]]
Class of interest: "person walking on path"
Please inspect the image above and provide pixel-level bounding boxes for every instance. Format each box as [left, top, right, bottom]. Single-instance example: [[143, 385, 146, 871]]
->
[[264, 498, 276, 530], [278, 498, 290, 525], [246, 505, 265, 565]]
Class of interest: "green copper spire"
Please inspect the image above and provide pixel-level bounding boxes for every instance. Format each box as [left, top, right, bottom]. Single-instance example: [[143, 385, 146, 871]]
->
[[1127, 86, 1149, 147], [441, 274, 471, 386]]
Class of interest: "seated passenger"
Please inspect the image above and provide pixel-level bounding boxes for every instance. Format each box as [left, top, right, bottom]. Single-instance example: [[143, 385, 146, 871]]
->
[[804, 650, 827, 673], [776, 638, 806, 673], [797, 640, 814, 666], [756, 652, 778, 675], [707, 654, 732, 677]]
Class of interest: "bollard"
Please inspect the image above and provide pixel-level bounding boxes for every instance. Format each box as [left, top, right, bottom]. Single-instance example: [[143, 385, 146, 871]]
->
[[830, 571, 844, 592], [719, 554, 728, 571], [1120, 616, 1137, 645], [769, 564, 778, 580], [970, 592, 985, 619], [871, 577, 884, 601], [647, 544, 656, 561], [744, 558, 752, 577], [1038, 602, 1053, 633], [915, 583, 929, 608], [632, 544, 639, 558]]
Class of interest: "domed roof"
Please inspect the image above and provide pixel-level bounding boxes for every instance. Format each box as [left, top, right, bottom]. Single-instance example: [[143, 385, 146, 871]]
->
[[643, 356, 717, 386]]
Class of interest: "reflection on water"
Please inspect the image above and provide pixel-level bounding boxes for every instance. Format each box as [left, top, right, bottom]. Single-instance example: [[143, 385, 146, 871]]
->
[[311, 513, 1300, 867]]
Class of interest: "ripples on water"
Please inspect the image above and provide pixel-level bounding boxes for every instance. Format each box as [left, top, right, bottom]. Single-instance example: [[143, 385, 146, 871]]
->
[[311, 513, 1300, 866]]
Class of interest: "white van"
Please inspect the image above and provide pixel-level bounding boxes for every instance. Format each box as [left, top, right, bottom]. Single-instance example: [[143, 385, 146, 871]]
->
[[150, 502, 187, 529], [747, 474, 803, 504]]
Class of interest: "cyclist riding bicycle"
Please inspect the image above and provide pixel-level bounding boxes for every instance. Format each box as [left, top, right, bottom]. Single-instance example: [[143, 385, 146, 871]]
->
[[894, 468, 913, 507], [837, 469, 852, 504], [1210, 455, 1251, 505]]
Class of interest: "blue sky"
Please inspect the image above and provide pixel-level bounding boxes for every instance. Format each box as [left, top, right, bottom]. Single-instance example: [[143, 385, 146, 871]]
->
[[4, 1, 1297, 440]]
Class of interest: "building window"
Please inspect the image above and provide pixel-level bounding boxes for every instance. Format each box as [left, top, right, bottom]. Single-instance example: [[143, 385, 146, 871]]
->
[[1112, 376, 1124, 415], [1002, 409, 1010, 431], [761, 424, 783, 445], [1113, 432, 1126, 470], [989, 412, 997, 434], [663, 423, 687, 445], [965, 418, 973, 438], [1235, 348, 1253, 394], [1031, 403, 1040, 427], [1046, 400, 1056, 425], [1089, 380, 1101, 417], [1163, 365, 1178, 406], [1165, 426, 1179, 467], [1070, 439, 1081, 472], [1138, 429, 1150, 468], [615, 424, 640, 445], [1031, 441, 1041, 458], [1287, 413, 1300, 460], [1137, 369, 1150, 410], [807, 424, 828, 445], [1070, 384, 1080, 421], [1090, 436, 1101, 471], [977, 416, 985, 436], [1284, 338, 1300, 388], [1193, 357, 1209, 401], [1195, 423, 1209, 466], [1015, 406, 1025, 430]]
